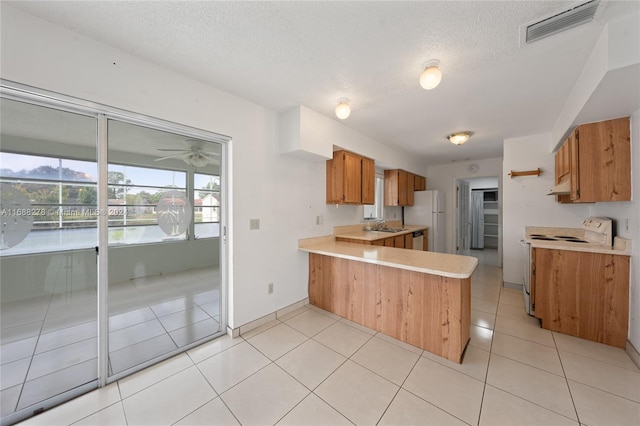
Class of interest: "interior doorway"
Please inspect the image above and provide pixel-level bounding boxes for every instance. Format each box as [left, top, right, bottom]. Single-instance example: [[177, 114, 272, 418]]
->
[[456, 176, 501, 267]]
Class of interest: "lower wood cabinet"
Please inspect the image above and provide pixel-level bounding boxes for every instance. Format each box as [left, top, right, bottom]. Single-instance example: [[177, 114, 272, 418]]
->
[[533, 248, 629, 348], [308, 253, 470, 362], [336, 232, 422, 250]]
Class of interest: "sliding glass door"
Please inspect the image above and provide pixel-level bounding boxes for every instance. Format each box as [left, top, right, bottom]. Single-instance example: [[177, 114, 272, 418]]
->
[[106, 120, 223, 377], [0, 98, 99, 418], [1, 86, 227, 424]]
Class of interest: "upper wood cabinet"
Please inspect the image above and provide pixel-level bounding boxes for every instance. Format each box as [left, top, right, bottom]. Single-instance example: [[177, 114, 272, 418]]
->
[[326, 150, 375, 204], [361, 157, 375, 204], [554, 117, 631, 203], [413, 174, 427, 191], [384, 169, 426, 206]]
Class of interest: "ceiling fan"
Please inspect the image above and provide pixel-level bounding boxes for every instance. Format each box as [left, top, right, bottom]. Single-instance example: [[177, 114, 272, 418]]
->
[[155, 139, 219, 168]]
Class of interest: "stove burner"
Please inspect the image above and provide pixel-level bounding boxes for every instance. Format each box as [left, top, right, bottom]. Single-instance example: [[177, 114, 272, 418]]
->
[[531, 237, 557, 241], [554, 235, 590, 243], [530, 234, 546, 237]]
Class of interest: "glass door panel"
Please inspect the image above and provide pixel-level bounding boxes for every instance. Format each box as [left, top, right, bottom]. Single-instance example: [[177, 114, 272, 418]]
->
[[106, 120, 223, 376], [0, 99, 98, 419]]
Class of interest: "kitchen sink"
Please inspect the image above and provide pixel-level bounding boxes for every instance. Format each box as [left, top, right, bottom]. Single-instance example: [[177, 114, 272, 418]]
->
[[377, 228, 407, 233]]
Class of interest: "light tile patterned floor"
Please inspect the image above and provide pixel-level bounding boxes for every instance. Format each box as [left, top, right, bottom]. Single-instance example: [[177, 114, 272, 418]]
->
[[17, 263, 640, 426], [1, 267, 221, 419]]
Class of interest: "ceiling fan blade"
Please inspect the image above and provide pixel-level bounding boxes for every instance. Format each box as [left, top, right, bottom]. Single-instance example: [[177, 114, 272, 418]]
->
[[155, 153, 188, 161]]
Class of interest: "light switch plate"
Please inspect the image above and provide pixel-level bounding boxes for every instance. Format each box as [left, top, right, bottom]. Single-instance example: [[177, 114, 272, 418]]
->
[[250, 218, 260, 230]]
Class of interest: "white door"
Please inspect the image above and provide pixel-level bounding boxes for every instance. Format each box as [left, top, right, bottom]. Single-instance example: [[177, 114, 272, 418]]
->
[[457, 180, 471, 252]]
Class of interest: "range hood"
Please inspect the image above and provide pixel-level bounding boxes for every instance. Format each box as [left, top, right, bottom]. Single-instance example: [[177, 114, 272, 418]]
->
[[547, 180, 571, 195]]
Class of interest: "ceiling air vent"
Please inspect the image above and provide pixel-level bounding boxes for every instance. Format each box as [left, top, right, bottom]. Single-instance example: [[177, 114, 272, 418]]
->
[[525, 0, 602, 44]]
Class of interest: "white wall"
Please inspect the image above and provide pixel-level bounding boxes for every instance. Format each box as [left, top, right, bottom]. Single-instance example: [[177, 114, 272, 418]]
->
[[502, 133, 590, 285], [425, 157, 502, 254], [468, 177, 499, 190], [0, 5, 421, 328]]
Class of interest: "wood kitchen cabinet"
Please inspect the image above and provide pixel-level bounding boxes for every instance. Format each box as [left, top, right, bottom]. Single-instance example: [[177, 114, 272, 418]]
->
[[336, 231, 422, 250], [413, 174, 427, 191], [307, 253, 471, 362], [326, 150, 375, 204], [554, 117, 631, 203], [384, 169, 426, 206], [533, 248, 629, 348]]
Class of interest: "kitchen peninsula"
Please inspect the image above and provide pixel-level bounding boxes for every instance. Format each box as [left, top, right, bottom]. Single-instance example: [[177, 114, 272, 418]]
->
[[298, 230, 478, 363]]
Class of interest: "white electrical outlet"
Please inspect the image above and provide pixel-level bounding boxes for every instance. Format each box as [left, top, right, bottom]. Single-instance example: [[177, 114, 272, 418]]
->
[[625, 218, 630, 233], [267, 282, 274, 294], [250, 218, 260, 230], [316, 215, 323, 225]]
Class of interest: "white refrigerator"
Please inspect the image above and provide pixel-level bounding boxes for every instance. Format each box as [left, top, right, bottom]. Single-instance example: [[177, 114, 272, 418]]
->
[[404, 190, 446, 252]]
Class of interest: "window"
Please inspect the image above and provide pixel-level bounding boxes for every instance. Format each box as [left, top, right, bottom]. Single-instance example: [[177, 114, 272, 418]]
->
[[0, 152, 98, 255], [363, 174, 384, 220], [107, 164, 187, 245], [193, 173, 220, 239]]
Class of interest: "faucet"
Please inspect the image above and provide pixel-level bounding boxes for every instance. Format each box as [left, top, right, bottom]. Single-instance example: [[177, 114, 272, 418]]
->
[[374, 220, 386, 231]]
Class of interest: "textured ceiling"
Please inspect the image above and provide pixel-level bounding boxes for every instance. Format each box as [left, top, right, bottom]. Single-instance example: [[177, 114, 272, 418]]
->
[[6, 1, 639, 165]]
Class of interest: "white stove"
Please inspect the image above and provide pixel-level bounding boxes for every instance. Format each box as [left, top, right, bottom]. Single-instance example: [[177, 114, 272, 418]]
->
[[526, 217, 613, 247], [521, 217, 613, 316]]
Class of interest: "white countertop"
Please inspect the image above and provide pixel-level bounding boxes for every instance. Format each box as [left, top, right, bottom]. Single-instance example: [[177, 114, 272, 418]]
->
[[298, 236, 477, 279], [525, 226, 631, 255]]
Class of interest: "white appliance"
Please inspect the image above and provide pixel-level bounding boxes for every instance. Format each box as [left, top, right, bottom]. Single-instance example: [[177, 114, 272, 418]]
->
[[412, 230, 424, 250], [405, 190, 445, 252]]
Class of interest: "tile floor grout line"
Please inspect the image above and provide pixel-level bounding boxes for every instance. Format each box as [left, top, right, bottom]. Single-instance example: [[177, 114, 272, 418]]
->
[[13, 284, 59, 415], [116, 354, 195, 401], [555, 344, 640, 373], [551, 331, 582, 425], [397, 386, 473, 426], [476, 278, 503, 426], [373, 345, 424, 425]]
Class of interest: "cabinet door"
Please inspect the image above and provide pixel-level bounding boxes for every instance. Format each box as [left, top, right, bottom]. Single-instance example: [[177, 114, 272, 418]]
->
[[534, 248, 629, 347], [384, 237, 395, 247], [576, 118, 631, 202], [404, 233, 413, 249], [568, 132, 580, 202], [327, 150, 365, 204], [361, 157, 375, 205], [384, 170, 400, 206], [394, 235, 405, 248], [405, 171, 414, 206], [414, 175, 427, 191], [372, 239, 385, 246], [343, 151, 363, 203]]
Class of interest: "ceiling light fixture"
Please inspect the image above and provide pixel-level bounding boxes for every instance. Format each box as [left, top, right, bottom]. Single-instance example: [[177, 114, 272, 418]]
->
[[420, 59, 442, 90], [185, 152, 210, 168], [335, 98, 351, 119], [447, 132, 472, 145]]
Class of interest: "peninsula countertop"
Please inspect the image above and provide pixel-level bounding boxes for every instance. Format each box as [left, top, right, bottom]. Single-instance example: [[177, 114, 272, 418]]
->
[[299, 236, 478, 279]]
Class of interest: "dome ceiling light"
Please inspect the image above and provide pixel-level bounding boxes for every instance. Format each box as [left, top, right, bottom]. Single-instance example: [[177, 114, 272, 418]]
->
[[447, 132, 472, 145], [335, 98, 351, 120], [420, 59, 442, 90]]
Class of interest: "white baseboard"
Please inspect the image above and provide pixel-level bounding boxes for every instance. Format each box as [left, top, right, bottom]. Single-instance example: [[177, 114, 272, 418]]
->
[[228, 298, 310, 337], [503, 281, 523, 290], [626, 340, 640, 369]]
